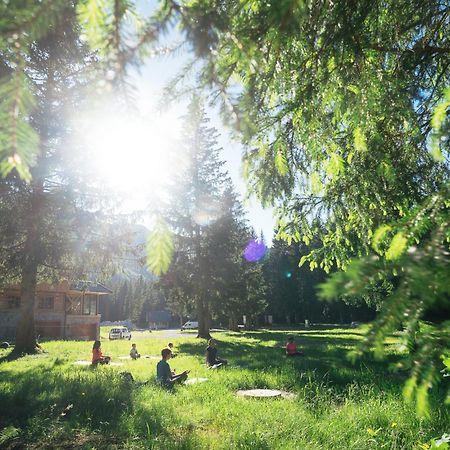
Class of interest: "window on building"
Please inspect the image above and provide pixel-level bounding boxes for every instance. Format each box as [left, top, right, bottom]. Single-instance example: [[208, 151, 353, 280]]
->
[[7, 296, 20, 309], [83, 294, 97, 316], [38, 296, 54, 310], [82, 294, 98, 315], [82, 295, 91, 315], [90, 296, 97, 315]]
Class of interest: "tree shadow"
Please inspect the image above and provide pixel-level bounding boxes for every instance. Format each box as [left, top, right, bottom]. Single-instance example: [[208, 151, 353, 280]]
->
[[178, 330, 406, 392], [0, 364, 189, 448], [0, 345, 47, 364]]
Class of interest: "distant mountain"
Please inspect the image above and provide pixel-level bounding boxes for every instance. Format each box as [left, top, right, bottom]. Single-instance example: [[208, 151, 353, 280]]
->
[[111, 224, 156, 281]]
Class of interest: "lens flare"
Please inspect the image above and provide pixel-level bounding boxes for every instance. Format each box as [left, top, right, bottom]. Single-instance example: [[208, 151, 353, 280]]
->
[[244, 239, 267, 262]]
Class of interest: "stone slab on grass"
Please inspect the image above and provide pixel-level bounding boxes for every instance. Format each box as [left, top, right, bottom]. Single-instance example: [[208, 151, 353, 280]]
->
[[236, 389, 295, 399], [185, 377, 208, 385]]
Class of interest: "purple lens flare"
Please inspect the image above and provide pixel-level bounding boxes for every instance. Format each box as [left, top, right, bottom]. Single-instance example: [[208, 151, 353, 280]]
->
[[244, 239, 267, 262]]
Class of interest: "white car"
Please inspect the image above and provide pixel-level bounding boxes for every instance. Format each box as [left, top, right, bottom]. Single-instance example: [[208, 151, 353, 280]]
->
[[181, 321, 198, 331], [109, 327, 132, 340]]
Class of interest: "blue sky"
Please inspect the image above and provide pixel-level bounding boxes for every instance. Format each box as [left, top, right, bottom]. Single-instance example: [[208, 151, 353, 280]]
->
[[129, 4, 276, 243]]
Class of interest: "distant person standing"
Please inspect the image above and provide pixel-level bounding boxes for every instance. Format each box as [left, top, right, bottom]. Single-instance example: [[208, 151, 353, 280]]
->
[[130, 343, 141, 359], [156, 348, 189, 388], [92, 340, 111, 365], [285, 336, 302, 357], [206, 338, 227, 368]]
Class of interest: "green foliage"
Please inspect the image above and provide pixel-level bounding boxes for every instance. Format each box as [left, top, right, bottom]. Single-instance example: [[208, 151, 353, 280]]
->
[[0, 0, 68, 179], [430, 86, 450, 162], [0, 1, 163, 181], [385, 232, 408, 261], [77, 0, 110, 54], [353, 127, 367, 153], [146, 218, 174, 276], [159, 0, 449, 273], [0, 73, 37, 180], [274, 142, 289, 176], [320, 223, 449, 418], [0, 425, 20, 447], [1, 0, 448, 416], [319, 184, 449, 417]]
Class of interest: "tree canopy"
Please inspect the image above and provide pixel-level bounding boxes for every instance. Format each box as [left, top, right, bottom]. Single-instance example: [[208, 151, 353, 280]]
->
[[0, 0, 448, 414]]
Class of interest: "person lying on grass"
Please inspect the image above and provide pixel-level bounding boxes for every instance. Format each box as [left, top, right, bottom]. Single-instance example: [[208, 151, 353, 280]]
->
[[206, 338, 228, 368], [130, 343, 141, 359], [285, 336, 303, 357], [156, 348, 189, 388], [92, 340, 111, 365]]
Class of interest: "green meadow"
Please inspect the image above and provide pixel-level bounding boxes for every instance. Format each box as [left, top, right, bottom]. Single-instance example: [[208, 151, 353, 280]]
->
[[0, 327, 447, 449]]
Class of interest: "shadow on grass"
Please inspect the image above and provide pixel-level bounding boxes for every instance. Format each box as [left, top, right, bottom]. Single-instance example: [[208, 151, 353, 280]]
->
[[0, 363, 191, 449], [0, 349, 33, 364], [178, 329, 405, 392]]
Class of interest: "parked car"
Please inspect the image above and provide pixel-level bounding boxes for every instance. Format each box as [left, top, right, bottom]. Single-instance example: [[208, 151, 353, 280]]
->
[[181, 321, 198, 331], [109, 327, 132, 340]]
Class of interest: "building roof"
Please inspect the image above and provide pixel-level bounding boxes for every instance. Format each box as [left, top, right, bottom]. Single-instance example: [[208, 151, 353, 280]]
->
[[148, 310, 172, 323], [69, 281, 112, 294], [1, 280, 112, 296]]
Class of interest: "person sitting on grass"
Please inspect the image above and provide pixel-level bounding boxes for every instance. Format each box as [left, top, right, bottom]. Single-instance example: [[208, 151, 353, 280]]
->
[[156, 348, 189, 388], [206, 338, 228, 368], [285, 336, 302, 357], [130, 343, 141, 360], [92, 340, 111, 365], [168, 342, 177, 357]]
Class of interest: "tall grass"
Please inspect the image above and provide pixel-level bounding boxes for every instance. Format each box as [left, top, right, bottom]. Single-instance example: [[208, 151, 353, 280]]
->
[[0, 328, 447, 449]]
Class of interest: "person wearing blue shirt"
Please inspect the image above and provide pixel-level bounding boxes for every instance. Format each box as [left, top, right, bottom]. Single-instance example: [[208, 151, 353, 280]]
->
[[156, 348, 189, 388]]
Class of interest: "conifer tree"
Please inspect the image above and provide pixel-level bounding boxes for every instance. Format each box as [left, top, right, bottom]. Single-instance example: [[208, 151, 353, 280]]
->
[[0, 5, 128, 353], [161, 97, 234, 338], [207, 187, 267, 330]]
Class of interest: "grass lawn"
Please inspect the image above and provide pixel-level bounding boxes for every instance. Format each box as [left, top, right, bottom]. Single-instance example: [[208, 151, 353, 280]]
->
[[0, 327, 447, 449]]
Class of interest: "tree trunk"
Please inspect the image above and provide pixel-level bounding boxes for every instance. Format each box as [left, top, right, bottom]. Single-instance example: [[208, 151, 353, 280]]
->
[[196, 295, 211, 339], [14, 229, 39, 353], [14, 183, 42, 354], [15, 262, 39, 354], [229, 315, 239, 332]]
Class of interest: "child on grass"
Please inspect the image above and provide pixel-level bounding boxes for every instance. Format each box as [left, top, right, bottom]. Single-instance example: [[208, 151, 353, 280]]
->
[[130, 343, 141, 359], [92, 340, 111, 365], [285, 336, 302, 357], [167, 342, 177, 357]]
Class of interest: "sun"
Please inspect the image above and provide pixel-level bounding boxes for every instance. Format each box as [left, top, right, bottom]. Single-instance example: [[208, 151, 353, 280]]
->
[[80, 108, 181, 209]]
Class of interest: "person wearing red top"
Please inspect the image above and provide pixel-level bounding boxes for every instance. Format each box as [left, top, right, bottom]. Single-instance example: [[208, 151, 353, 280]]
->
[[285, 336, 302, 357], [92, 340, 111, 365]]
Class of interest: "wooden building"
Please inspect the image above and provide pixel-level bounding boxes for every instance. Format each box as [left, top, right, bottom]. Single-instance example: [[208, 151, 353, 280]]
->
[[0, 280, 111, 341]]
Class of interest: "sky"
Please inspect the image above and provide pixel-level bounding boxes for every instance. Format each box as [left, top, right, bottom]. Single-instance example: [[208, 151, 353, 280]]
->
[[131, 55, 276, 242], [78, 1, 276, 243], [108, 1, 278, 243]]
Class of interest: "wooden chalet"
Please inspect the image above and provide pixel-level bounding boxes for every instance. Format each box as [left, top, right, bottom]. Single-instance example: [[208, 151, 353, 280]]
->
[[0, 280, 111, 341]]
